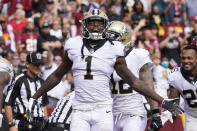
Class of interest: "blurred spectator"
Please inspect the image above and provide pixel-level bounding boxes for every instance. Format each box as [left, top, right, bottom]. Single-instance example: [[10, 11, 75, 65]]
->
[[20, 18, 38, 52], [159, 26, 182, 65], [2, 0, 32, 17], [41, 50, 68, 106], [9, 9, 27, 49], [141, 0, 152, 13], [130, 0, 148, 25], [11, 53, 20, 75], [152, 0, 169, 14], [42, 0, 57, 19], [152, 50, 169, 100], [88, 0, 100, 10], [37, 12, 51, 30], [149, 4, 166, 36], [17, 51, 27, 75], [0, 17, 16, 52], [37, 22, 61, 54], [185, 0, 197, 18], [164, 13, 185, 38], [74, 0, 89, 36], [143, 26, 154, 51], [184, 16, 196, 35], [32, 0, 43, 14], [61, 24, 70, 43], [54, 54, 62, 66], [164, 0, 186, 25], [187, 20, 197, 44], [50, 19, 62, 39], [150, 25, 160, 49], [100, 4, 107, 14], [107, 2, 122, 21]]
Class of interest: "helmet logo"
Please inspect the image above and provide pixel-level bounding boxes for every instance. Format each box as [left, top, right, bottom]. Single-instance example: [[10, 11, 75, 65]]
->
[[92, 9, 100, 16]]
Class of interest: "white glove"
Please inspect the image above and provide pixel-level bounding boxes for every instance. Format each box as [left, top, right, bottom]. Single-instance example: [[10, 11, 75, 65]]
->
[[162, 98, 184, 117], [0, 113, 3, 128]]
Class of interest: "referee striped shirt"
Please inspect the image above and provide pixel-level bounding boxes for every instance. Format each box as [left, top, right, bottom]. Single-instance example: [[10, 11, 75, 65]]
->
[[48, 92, 74, 124], [5, 72, 49, 118]]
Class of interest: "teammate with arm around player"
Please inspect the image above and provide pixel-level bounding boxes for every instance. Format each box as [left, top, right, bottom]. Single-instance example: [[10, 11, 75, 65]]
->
[[29, 9, 183, 131], [168, 37, 197, 131], [107, 21, 162, 131]]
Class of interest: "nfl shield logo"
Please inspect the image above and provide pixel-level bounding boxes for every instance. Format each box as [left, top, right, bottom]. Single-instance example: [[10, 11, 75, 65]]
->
[[36, 53, 42, 59]]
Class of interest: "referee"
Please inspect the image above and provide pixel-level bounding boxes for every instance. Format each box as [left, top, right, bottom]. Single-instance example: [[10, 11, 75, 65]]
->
[[4, 52, 49, 131], [44, 91, 74, 131]]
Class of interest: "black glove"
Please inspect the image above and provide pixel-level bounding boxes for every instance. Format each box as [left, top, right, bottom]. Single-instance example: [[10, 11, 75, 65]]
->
[[162, 98, 184, 117], [148, 115, 162, 131]]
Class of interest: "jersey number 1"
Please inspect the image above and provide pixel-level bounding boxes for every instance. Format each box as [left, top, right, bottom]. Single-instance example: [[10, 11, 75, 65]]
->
[[84, 56, 93, 80]]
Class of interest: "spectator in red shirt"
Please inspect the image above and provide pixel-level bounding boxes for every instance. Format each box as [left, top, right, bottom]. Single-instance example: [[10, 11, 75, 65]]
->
[[74, 0, 89, 36], [3, 0, 32, 17], [20, 18, 38, 53], [9, 9, 27, 46]]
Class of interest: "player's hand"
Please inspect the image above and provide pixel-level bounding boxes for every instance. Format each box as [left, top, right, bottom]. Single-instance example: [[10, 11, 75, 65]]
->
[[162, 98, 184, 117], [9, 126, 18, 131], [148, 115, 162, 131]]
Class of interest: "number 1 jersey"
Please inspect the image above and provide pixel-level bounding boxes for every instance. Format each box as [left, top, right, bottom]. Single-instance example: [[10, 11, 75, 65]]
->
[[64, 36, 125, 103]]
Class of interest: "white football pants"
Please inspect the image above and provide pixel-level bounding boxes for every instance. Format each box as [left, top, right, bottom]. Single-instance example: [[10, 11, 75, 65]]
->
[[70, 105, 113, 131], [114, 114, 147, 131], [185, 113, 197, 131]]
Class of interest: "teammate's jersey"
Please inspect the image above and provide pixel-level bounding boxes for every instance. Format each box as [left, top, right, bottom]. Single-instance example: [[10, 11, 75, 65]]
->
[[0, 57, 14, 93], [112, 48, 152, 116], [64, 36, 125, 104], [168, 67, 197, 118]]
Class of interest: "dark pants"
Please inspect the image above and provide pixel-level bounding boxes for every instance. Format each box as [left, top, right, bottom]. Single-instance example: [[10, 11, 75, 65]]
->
[[44, 126, 64, 131], [17, 118, 45, 131], [44, 123, 70, 131], [0, 116, 9, 131]]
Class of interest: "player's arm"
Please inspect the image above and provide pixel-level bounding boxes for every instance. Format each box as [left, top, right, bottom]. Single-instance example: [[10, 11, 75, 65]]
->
[[115, 56, 163, 103], [32, 51, 73, 100], [168, 85, 180, 105], [0, 72, 10, 113], [139, 63, 162, 130]]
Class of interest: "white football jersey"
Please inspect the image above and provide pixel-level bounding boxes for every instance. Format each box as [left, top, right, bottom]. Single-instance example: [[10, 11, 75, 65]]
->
[[64, 36, 125, 104], [0, 57, 14, 93], [112, 48, 152, 116], [168, 67, 197, 118]]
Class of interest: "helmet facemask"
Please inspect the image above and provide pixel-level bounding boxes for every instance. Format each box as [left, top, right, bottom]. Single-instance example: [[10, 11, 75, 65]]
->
[[82, 9, 109, 40]]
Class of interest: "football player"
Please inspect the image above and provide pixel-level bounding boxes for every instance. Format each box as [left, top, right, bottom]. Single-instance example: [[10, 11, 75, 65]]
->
[[0, 56, 14, 128], [168, 36, 197, 131], [107, 21, 162, 131], [29, 9, 183, 131]]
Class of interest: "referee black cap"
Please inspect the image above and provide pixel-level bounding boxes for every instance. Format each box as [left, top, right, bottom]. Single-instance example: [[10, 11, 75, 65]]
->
[[26, 52, 44, 64]]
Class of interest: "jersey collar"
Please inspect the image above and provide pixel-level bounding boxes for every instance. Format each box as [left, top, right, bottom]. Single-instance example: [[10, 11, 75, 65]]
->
[[180, 67, 197, 84]]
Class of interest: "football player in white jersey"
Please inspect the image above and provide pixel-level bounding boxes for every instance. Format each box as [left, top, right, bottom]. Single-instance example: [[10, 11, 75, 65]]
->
[[29, 9, 183, 131], [168, 38, 197, 131], [107, 21, 162, 131], [0, 56, 14, 127]]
